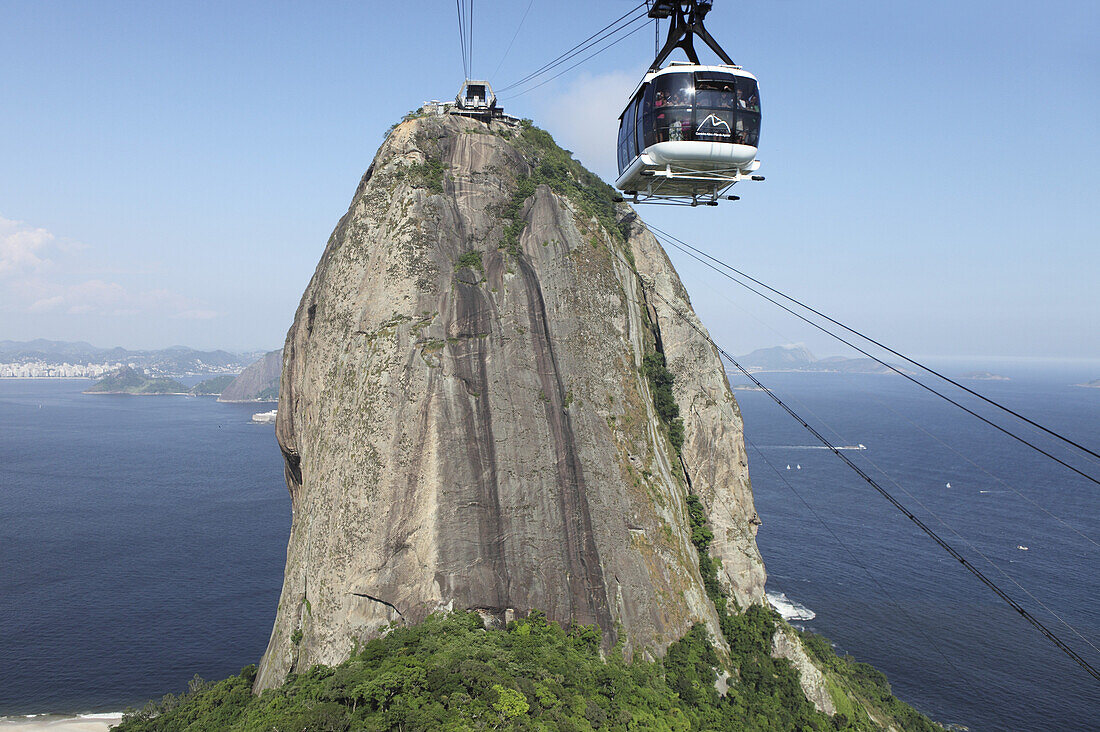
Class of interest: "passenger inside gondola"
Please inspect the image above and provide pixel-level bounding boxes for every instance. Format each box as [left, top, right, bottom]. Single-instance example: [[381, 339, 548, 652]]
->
[[618, 70, 761, 172]]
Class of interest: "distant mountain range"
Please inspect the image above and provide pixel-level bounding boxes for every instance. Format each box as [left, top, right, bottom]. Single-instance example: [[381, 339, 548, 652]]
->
[[0, 339, 261, 376], [82, 350, 283, 401], [731, 345, 901, 375]]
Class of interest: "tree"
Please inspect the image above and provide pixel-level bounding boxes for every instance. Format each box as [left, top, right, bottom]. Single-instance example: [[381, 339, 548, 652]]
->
[[491, 684, 529, 723]]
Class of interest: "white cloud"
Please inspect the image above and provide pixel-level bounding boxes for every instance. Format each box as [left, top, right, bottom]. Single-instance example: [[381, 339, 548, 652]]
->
[[531, 70, 638, 181], [1, 215, 217, 321], [21, 279, 217, 318], [25, 279, 129, 315], [0, 215, 56, 276]]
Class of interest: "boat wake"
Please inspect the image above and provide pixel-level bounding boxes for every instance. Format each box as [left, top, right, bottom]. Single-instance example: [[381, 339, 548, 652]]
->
[[761, 444, 867, 451]]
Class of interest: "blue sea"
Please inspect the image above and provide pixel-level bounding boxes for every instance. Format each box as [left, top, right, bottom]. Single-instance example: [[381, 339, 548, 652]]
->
[[1, 365, 1098, 730], [0, 382, 288, 718]]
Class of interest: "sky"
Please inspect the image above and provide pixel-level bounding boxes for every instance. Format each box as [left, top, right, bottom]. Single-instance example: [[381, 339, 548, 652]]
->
[[1, 0, 1097, 360]]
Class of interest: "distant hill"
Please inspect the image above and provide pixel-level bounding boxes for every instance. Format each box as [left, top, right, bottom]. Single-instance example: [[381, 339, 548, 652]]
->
[[961, 370, 1009, 381], [737, 345, 815, 370], [190, 374, 236, 395], [1075, 378, 1100, 389], [815, 356, 898, 375], [0, 339, 251, 376], [85, 366, 189, 395], [734, 345, 901, 375], [219, 349, 282, 402]]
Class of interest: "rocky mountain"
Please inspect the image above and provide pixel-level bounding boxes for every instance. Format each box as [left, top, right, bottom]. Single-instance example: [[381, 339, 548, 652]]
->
[[84, 366, 188, 394], [218, 349, 282, 402], [250, 113, 933, 726], [256, 114, 768, 689]]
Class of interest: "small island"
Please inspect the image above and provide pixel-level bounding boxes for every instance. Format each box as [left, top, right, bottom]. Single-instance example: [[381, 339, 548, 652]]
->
[[84, 366, 189, 395], [1075, 378, 1100, 389], [960, 370, 1010, 381]]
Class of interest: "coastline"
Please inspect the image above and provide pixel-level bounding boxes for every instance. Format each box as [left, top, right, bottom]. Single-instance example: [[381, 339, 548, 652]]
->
[[216, 398, 278, 404], [81, 391, 191, 396], [0, 377, 93, 380], [0, 713, 122, 731]]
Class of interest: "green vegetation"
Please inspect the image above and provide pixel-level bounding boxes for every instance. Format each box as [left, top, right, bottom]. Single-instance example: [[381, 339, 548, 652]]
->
[[189, 375, 235, 396], [456, 250, 484, 274], [256, 385, 280, 401], [495, 121, 627, 257], [84, 366, 188, 395], [405, 158, 449, 194], [386, 107, 428, 139], [513, 121, 626, 243], [115, 610, 935, 732], [499, 175, 538, 255], [798, 631, 940, 731], [646, 347, 937, 730], [642, 352, 685, 454], [679, 481, 939, 731], [680, 491, 826, 729], [116, 612, 686, 731]]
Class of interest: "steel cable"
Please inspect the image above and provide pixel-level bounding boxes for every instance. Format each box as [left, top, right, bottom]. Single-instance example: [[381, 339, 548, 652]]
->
[[502, 16, 650, 101], [496, 2, 647, 93], [648, 223, 1100, 467], [647, 228, 1100, 488], [596, 225, 1100, 683]]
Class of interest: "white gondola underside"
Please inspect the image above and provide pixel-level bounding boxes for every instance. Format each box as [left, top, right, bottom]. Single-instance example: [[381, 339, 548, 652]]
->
[[615, 140, 760, 204]]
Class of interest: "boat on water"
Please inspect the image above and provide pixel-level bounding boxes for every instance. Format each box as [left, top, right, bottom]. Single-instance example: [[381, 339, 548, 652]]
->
[[251, 409, 277, 424]]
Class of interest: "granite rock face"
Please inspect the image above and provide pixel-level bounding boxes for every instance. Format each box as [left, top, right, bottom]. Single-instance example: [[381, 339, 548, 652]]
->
[[255, 115, 767, 690], [219, 349, 282, 402]]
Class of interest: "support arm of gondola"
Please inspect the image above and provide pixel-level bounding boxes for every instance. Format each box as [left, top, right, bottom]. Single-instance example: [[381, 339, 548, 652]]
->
[[648, 0, 735, 70]]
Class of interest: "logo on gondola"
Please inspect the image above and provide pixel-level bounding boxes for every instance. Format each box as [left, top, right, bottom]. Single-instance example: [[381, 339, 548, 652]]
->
[[696, 114, 731, 139]]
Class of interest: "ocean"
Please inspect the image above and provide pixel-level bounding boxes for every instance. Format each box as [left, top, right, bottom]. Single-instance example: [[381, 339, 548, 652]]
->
[[0, 382, 288, 717], [1, 366, 1098, 729], [740, 364, 1100, 730]]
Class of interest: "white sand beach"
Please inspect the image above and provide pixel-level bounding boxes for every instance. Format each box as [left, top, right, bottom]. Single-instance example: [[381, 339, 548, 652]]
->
[[0, 713, 122, 731]]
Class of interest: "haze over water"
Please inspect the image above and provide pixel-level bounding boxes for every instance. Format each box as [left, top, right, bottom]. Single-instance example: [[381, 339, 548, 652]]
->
[[2, 363, 1098, 729]]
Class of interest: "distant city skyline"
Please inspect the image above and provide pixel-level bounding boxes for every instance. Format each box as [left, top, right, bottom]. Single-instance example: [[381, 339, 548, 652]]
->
[[2, 1, 1097, 359]]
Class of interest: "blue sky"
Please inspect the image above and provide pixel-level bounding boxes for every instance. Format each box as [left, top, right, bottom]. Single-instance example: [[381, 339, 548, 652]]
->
[[1, 1, 1097, 360]]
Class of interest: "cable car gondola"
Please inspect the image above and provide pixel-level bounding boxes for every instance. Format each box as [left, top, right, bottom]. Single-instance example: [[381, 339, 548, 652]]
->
[[615, 1, 763, 206]]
